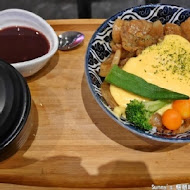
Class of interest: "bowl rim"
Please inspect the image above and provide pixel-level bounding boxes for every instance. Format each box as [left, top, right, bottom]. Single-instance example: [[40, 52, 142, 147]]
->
[[85, 4, 190, 143], [0, 8, 58, 67]]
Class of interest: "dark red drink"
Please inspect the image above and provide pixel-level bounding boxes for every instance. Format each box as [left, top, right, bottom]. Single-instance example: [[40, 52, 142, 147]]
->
[[0, 26, 50, 63]]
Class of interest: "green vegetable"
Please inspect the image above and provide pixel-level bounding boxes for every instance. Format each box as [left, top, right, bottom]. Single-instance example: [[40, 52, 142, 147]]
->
[[126, 99, 169, 130], [105, 65, 189, 100]]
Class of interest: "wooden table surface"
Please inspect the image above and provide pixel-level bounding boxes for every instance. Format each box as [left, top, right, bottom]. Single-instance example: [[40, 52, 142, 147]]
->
[[0, 19, 189, 190]]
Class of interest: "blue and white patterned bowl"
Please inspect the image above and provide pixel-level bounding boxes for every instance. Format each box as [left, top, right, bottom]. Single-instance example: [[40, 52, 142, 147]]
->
[[85, 4, 190, 143]]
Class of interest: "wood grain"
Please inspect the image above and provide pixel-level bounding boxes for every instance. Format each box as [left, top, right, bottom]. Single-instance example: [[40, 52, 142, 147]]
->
[[0, 19, 189, 189], [0, 183, 152, 190]]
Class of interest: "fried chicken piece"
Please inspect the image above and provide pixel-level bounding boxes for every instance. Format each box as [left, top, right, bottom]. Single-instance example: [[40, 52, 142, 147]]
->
[[110, 41, 122, 52], [180, 17, 190, 41], [149, 20, 164, 40], [112, 19, 124, 44], [164, 23, 182, 36], [121, 20, 163, 53]]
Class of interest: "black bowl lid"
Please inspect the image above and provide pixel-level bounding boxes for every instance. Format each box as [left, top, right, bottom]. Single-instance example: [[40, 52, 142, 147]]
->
[[0, 60, 31, 148]]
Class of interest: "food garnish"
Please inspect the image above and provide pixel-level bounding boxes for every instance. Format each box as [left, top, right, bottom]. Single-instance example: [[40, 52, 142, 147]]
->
[[105, 65, 189, 100], [125, 99, 169, 130], [162, 109, 182, 130], [172, 99, 190, 119]]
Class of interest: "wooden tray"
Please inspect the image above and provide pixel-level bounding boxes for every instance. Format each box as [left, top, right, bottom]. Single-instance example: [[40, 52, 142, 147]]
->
[[0, 19, 189, 190]]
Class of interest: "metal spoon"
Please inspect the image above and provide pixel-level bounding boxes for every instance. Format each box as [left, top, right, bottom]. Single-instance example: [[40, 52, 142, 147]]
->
[[58, 31, 85, 50]]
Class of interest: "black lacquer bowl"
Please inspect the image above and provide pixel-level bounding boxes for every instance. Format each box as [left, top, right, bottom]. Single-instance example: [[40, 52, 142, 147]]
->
[[85, 4, 190, 143], [0, 60, 31, 160]]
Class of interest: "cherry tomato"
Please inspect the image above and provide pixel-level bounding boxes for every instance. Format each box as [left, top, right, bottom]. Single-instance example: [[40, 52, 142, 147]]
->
[[172, 99, 190, 119], [162, 109, 182, 130]]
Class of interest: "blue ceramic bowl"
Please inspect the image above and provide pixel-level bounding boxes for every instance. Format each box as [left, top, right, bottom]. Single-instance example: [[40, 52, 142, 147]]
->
[[85, 4, 190, 143]]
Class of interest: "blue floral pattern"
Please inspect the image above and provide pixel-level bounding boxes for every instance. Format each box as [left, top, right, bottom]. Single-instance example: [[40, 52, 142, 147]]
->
[[132, 6, 155, 17], [174, 9, 190, 25], [150, 7, 179, 23]]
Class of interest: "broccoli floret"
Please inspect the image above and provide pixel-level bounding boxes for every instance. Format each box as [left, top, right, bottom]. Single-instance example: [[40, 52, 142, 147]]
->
[[125, 99, 169, 130]]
